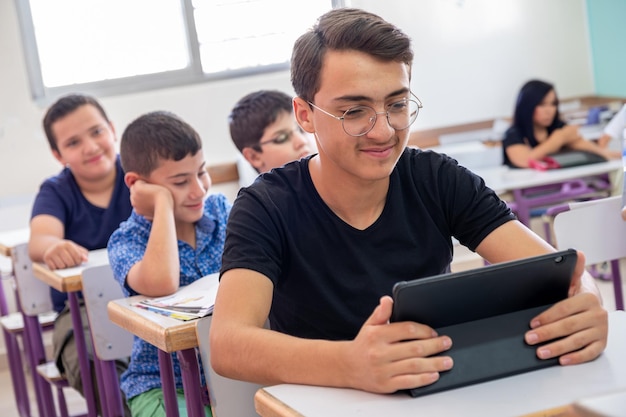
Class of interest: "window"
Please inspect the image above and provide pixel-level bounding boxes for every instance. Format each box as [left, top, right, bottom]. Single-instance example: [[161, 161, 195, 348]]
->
[[15, 0, 341, 104]]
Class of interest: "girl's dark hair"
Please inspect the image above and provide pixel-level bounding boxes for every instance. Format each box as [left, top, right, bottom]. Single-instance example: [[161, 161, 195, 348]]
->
[[512, 79, 564, 147]]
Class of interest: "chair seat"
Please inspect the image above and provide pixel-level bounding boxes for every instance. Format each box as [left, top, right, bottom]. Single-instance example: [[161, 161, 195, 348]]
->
[[36, 361, 68, 384], [1, 310, 57, 333]]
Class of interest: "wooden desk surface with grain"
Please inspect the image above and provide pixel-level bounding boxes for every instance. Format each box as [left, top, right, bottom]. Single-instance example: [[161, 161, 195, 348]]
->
[[31, 248, 109, 293], [107, 295, 202, 352]]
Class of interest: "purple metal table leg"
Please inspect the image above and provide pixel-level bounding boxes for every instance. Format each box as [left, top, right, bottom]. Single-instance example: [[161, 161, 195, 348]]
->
[[178, 348, 205, 417], [512, 189, 531, 226], [158, 349, 180, 417], [68, 292, 97, 417], [611, 259, 624, 311]]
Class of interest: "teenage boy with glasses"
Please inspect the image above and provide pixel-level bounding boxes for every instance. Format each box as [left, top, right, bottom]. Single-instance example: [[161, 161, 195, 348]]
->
[[211, 8, 607, 394], [229, 90, 314, 180]]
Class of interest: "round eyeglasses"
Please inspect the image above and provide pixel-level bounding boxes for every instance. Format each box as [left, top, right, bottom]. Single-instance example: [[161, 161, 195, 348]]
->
[[307, 94, 423, 137]]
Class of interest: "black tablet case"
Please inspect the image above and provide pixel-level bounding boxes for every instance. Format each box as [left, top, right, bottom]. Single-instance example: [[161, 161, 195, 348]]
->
[[548, 150, 607, 168], [390, 250, 577, 397]]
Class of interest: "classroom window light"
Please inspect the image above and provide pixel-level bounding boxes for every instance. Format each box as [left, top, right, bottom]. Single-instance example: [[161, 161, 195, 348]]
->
[[15, 0, 337, 105]]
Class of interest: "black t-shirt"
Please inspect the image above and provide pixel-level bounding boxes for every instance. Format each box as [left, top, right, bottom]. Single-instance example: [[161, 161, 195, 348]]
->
[[221, 148, 514, 340]]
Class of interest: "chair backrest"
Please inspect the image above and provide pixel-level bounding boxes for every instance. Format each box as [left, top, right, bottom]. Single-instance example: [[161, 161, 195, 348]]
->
[[553, 196, 626, 265], [11, 243, 53, 316], [195, 316, 263, 417], [81, 264, 133, 361]]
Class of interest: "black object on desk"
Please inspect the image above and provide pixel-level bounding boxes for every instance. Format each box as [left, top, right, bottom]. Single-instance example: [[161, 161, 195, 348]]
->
[[391, 249, 577, 397]]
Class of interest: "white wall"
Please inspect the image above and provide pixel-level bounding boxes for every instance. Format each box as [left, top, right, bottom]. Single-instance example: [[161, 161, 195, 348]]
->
[[0, 0, 594, 201]]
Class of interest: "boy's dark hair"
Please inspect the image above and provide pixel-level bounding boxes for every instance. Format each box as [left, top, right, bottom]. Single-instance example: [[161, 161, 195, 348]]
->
[[291, 8, 413, 103], [120, 111, 203, 176], [229, 90, 293, 152], [43, 93, 110, 152], [512, 79, 564, 147]]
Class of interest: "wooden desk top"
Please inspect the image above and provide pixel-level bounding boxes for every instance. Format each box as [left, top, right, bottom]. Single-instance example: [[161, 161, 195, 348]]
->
[[254, 311, 626, 417], [0, 228, 29, 257], [32, 248, 109, 293], [107, 274, 219, 352]]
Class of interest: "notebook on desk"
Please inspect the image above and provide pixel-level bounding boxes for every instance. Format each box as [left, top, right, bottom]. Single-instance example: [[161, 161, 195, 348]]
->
[[390, 250, 576, 398]]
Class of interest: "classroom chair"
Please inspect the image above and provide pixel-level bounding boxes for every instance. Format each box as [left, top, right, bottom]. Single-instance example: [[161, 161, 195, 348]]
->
[[553, 196, 625, 311], [0, 257, 33, 417], [195, 317, 264, 417], [80, 264, 133, 417], [11, 243, 83, 417]]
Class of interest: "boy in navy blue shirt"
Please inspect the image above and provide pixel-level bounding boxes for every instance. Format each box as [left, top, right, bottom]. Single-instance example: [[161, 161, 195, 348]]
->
[[29, 93, 133, 413]]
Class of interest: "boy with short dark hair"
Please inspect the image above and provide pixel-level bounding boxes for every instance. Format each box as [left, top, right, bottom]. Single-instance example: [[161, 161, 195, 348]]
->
[[211, 7, 607, 395], [229, 89, 313, 177], [108, 111, 230, 416], [29, 93, 132, 413]]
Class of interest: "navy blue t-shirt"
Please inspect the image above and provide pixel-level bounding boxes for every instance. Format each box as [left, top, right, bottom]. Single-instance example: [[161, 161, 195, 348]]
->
[[31, 156, 132, 312]]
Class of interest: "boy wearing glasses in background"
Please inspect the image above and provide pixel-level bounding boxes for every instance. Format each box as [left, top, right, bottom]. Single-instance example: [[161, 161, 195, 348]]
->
[[228, 89, 314, 185], [211, 8, 607, 395]]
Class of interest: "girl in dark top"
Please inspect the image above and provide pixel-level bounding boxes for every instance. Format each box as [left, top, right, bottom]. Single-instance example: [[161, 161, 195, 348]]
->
[[502, 79, 620, 168]]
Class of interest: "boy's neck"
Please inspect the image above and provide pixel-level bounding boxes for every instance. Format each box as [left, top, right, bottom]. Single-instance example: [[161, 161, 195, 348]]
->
[[76, 168, 117, 208], [176, 222, 197, 249]]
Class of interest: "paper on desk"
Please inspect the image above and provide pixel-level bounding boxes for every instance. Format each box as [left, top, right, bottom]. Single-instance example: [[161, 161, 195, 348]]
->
[[135, 275, 220, 321]]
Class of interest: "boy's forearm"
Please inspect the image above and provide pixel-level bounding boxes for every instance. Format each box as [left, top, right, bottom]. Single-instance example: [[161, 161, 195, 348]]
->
[[28, 234, 61, 262], [130, 196, 180, 296], [213, 326, 351, 388]]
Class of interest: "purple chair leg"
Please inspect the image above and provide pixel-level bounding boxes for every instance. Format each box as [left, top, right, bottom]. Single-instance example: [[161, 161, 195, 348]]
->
[[3, 327, 31, 417], [22, 313, 56, 417]]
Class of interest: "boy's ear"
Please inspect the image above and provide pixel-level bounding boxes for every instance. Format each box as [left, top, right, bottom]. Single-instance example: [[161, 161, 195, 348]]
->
[[293, 97, 315, 134], [51, 149, 65, 166], [124, 172, 140, 188], [241, 147, 264, 173]]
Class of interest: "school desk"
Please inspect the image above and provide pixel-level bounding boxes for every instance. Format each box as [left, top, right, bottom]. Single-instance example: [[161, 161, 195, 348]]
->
[[473, 159, 622, 225], [0, 227, 29, 258], [32, 248, 110, 417], [107, 273, 219, 417], [254, 310, 626, 417]]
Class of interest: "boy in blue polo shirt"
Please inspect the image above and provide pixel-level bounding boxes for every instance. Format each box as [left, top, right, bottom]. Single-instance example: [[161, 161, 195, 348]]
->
[[108, 111, 230, 417]]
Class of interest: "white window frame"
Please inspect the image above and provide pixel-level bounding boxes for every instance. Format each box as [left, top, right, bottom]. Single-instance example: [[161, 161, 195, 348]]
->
[[15, 0, 344, 105]]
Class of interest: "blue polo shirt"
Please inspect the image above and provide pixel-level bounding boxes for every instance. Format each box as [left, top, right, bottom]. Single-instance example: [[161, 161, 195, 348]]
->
[[107, 193, 231, 400]]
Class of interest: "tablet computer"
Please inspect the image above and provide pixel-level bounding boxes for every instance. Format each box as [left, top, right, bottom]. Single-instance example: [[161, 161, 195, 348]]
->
[[390, 249, 577, 397]]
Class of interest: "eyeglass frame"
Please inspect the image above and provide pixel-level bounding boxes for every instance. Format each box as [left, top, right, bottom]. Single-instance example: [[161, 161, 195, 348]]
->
[[307, 93, 423, 137], [255, 126, 303, 150]]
